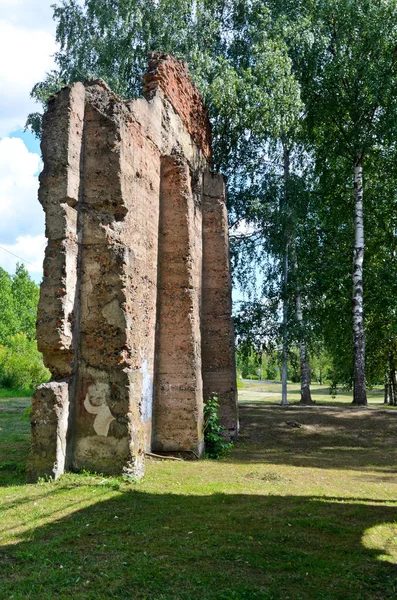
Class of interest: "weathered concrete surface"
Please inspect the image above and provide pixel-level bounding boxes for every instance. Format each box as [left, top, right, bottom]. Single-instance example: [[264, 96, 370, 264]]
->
[[70, 84, 162, 477], [36, 83, 85, 379], [202, 171, 239, 439], [28, 53, 237, 480], [153, 155, 204, 455], [27, 381, 69, 481]]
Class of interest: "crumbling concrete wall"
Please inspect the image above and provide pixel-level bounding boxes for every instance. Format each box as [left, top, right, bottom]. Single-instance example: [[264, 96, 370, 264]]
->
[[27, 53, 238, 481]]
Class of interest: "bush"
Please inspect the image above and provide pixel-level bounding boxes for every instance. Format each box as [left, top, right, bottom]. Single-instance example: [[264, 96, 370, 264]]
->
[[204, 393, 233, 459], [0, 333, 50, 391]]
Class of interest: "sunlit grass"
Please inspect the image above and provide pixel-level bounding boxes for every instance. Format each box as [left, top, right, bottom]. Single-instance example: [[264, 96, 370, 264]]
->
[[1, 390, 397, 599], [238, 380, 389, 407], [0, 387, 32, 399]]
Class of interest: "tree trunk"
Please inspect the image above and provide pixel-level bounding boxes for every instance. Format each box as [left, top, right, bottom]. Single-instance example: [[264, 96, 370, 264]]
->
[[281, 141, 290, 406], [281, 248, 289, 405], [296, 291, 313, 404], [391, 368, 397, 406], [352, 161, 367, 405], [384, 374, 389, 404]]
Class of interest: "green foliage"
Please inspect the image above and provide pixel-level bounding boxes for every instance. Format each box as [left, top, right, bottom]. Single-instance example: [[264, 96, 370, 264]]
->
[[266, 354, 279, 380], [0, 264, 47, 391], [25, 71, 66, 137], [236, 347, 261, 379], [0, 264, 39, 345], [0, 268, 18, 346], [0, 387, 33, 398], [11, 264, 39, 341], [0, 334, 50, 391], [203, 394, 233, 459], [310, 351, 333, 384], [28, 1, 301, 166]]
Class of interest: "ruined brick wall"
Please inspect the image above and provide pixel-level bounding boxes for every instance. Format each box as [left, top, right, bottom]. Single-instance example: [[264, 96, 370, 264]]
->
[[27, 53, 237, 481], [143, 53, 212, 159]]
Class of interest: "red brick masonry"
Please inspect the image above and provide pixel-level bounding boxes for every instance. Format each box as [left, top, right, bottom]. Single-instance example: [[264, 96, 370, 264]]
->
[[143, 52, 212, 159]]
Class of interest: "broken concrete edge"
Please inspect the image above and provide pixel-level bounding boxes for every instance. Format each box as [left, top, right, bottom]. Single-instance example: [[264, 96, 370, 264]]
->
[[26, 381, 69, 482]]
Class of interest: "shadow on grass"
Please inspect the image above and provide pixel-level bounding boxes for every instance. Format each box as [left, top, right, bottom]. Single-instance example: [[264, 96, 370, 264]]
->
[[232, 404, 397, 472], [0, 398, 31, 486], [1, 489, 396, 599]]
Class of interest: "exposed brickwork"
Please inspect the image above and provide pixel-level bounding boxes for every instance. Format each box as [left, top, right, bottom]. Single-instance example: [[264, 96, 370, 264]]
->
[[143, 53, 212, 160], [27, 55, 237, 481]]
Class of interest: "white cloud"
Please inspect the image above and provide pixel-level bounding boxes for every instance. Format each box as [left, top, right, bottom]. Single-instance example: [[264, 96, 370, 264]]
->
[[0, 137, 44, 244], [0, 2, 78, 280], [0, 234, 45, 280], [0, 15, 56, 135], [0, 0, 55, 30]]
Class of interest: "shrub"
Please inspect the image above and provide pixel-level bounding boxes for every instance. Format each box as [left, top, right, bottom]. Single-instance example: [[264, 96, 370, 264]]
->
[[0, 333, 50, 391], [203, 393, 233, 459]]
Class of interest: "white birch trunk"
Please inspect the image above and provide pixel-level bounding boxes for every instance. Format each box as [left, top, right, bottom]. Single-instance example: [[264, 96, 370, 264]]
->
[[384, 374, 389, 404], [296, 291, 313, 404], [352, 162, 367, 405], [281, 248, 289, 405], [281, 142, 290, 406]]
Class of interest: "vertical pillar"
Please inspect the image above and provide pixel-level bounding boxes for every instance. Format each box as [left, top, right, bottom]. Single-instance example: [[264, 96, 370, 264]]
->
[[27, 83, 85, 481], [153, 155, 204, 455], [201, 170, 238, 439], [35, 83, 85, 378], [70, 84, 161, 477]]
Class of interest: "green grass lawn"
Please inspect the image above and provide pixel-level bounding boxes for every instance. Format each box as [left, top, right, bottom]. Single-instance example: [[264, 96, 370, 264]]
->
[[0, 384, 397, 599], [238, 380, 388, 406]]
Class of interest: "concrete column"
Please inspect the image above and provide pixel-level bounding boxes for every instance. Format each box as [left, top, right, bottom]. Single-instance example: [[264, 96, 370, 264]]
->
[[36, 83, 85, 379], [201, 170, 238, 439], [28, 84, 85, 481], [71, 85, 161, 477], [153, 154, 204, 456]]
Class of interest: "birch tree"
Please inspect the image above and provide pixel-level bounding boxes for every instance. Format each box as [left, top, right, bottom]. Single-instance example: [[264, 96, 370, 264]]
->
[[295, 0, 397, 405]]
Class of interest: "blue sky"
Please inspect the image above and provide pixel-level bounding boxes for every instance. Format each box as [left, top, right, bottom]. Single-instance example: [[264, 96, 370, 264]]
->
[[0, 0, 57, 281]]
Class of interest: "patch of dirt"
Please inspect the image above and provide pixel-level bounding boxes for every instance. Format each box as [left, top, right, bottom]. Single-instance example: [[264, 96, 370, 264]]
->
[[244, 471, 288, 483]]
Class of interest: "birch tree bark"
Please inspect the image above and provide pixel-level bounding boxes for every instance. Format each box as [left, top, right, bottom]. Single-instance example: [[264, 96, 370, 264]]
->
[[383, 374, 389, 404], [296, 291, 313, 404], [352, 162, 367, 405], [281, 247, 289, 405], [281, 141, 290, 406]]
